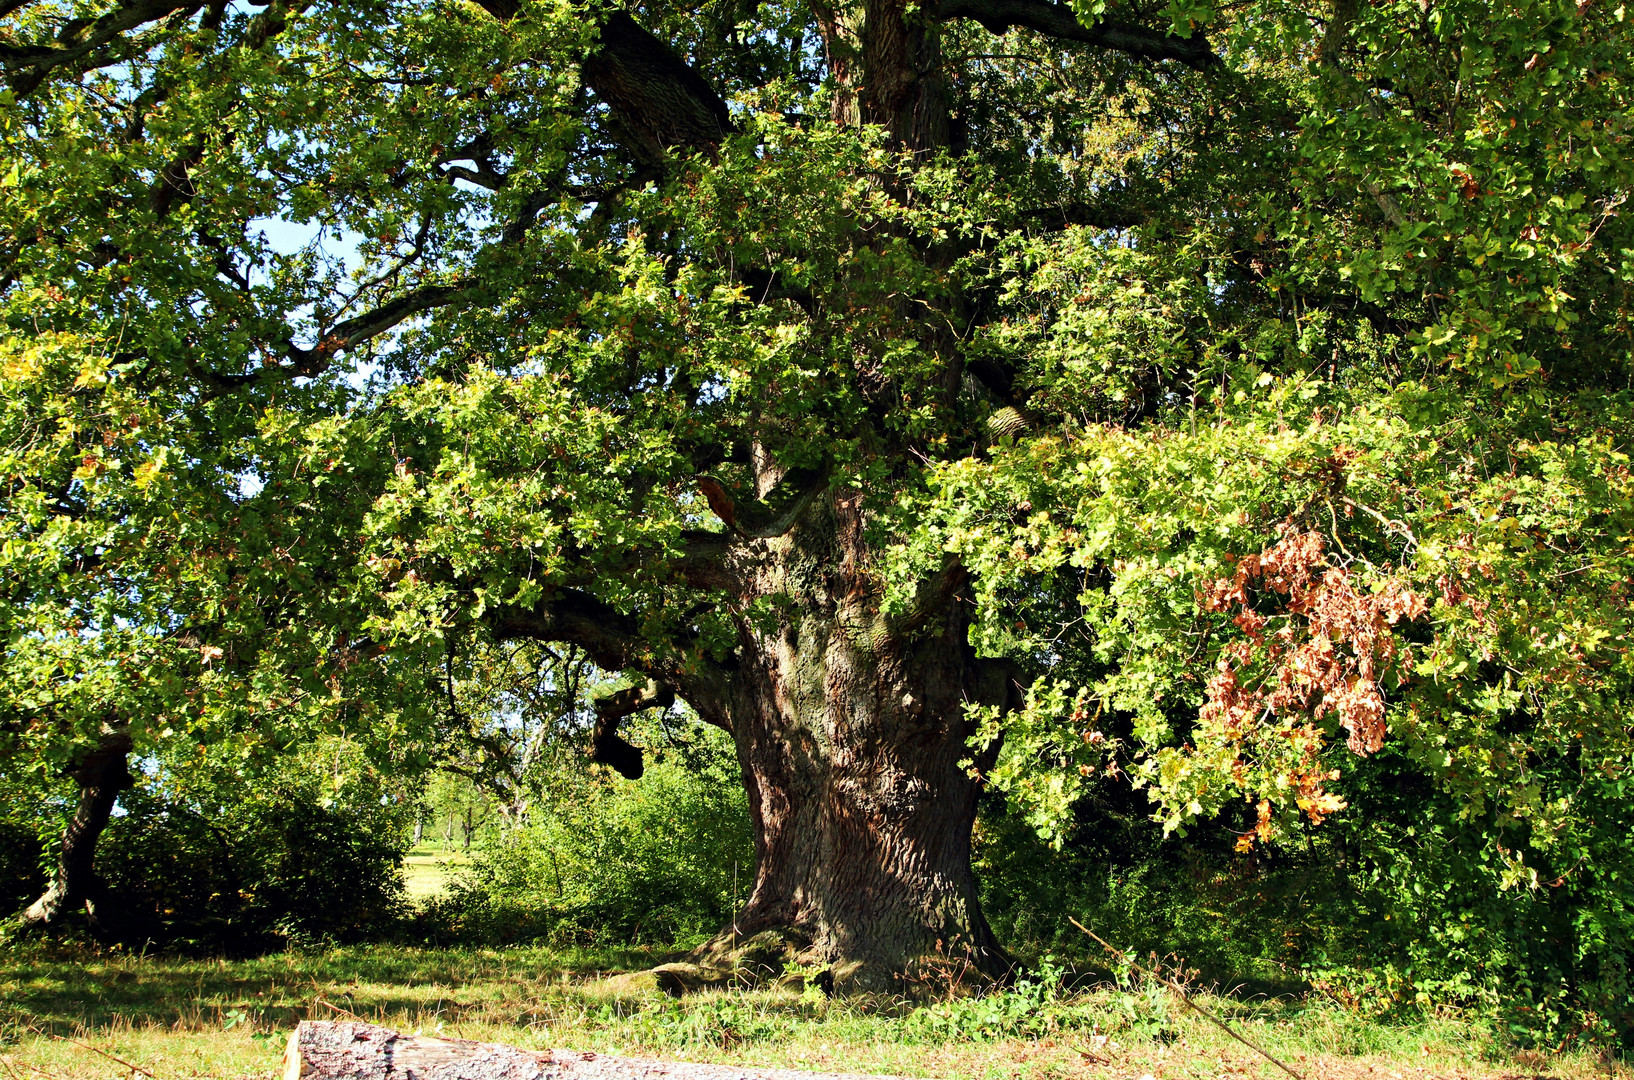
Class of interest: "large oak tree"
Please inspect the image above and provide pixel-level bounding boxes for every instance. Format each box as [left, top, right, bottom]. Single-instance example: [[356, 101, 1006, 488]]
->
[[4, 0, 1632, 996]]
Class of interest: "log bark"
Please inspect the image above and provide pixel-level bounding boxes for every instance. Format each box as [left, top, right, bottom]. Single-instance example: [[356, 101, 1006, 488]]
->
[[283, 1022, 924, 1080]]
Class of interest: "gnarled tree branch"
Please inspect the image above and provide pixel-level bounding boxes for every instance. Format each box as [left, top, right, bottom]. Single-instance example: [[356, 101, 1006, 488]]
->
[[580, 11, 736, 168], [934, 0, 1219, 69], [589, 678, 674, 779]]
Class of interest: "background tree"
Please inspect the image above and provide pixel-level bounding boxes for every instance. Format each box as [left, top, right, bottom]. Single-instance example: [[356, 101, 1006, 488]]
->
[[430, 640, 601, 827], [424, 710, 755, 949]]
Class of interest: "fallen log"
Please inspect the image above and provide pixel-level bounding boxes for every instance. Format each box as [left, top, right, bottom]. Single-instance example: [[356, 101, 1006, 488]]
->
[[283, 1021, 917, 1080]]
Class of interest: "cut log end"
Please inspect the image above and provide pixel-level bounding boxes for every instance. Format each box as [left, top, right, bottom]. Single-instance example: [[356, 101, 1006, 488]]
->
[[282, 1021, 925, 1080]]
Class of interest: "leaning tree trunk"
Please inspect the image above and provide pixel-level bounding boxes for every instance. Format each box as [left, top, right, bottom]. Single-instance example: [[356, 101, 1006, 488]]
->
[[22, 728, 134, 930]]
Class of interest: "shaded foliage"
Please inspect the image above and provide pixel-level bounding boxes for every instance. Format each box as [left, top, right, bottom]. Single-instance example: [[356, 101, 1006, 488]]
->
[[420, 722, 752, 947], [0, 743, 411, 950]]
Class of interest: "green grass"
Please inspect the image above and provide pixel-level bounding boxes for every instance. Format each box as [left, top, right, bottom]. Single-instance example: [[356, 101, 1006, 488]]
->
[[401, 843, 472, 900], [0, 942, 1623, 1080]]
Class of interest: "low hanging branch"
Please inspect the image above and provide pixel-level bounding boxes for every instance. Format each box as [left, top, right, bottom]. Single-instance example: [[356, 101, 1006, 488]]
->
[[283, 1022, 922, 1080]]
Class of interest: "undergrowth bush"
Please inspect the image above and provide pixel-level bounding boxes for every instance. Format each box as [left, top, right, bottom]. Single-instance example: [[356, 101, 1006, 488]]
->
[[974, 790, 1312, 988], [420, 725, 752, 947], [0, 793, 46, 919], [0, 738, 412, 951], [1304, 745, 1634, 1052], [975, 741, 1634, 1051], [98, 778, 410, 950]]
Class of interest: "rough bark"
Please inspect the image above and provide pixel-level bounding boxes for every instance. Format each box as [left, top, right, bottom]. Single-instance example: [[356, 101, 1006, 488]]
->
[[581, 11, 736, 170], [495, 481, 1021, 993], [284, 1022, 922, 1080], [658, 489, 1022, 993], [22, 728, 135, 930]]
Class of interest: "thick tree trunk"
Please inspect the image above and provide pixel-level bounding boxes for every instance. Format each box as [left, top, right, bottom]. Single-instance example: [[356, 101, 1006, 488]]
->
[[718, 648, 1012, 991], [22, 729, 134, 930], [676, 493, 1020, 994], [502, 0, 1023, 995], [285, 1022, 920, 1080]]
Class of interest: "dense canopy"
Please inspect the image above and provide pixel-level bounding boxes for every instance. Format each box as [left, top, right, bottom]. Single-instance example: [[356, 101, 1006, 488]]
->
[[3, 0, 1633, 1008]]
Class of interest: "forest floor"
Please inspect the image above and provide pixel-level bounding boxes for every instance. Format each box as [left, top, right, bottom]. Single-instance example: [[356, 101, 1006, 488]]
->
[[0, 943, 1623, 1080]]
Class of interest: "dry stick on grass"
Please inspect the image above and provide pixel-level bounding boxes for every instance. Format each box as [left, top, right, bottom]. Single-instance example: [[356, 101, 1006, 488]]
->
[[25, 1027, 157, 1080], [0, 1048, 32, 1080], [1067, 917, 1304, 1080], [1072, 1044, 1109, 1066], [315, 999, 366, 1023], [18, 1064, 72, 1080]]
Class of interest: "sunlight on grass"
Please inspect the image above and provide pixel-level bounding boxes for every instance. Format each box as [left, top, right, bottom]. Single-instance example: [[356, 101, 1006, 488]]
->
[[0, 944, 1625, 1080], [401, 843, 473, 900]]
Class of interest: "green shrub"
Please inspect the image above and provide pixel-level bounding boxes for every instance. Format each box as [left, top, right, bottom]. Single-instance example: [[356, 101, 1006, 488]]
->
[[975, 740, 1634, 1050], [974, 792, 1312, 988], [97, 779, 410, 950], [0, 793, 46, 919], [1305, 745, 1634, 1051], [0, 738, 412, 950], [422, 725, 752, 947]]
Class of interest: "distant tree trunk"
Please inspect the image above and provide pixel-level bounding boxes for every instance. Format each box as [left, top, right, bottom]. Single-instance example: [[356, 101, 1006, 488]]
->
[[22, 728, 135, 931], [443, 812, 455, 851], [461, 807, 475, 851]]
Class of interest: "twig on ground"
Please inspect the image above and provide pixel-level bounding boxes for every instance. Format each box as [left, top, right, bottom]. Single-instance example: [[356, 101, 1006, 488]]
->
[[25, 1026, 158, 1079], [1072, 1044, 1109, 1065], [0, 1048, 28, 1080], [1068, 917, 1303, 1080], [22, 1065, 76, 1080], [316, 999, 366, 1022]]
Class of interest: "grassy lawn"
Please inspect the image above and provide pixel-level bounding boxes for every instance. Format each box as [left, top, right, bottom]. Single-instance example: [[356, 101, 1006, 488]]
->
[[0, 942, 1623, 1080], [400, 843, 472, 900]]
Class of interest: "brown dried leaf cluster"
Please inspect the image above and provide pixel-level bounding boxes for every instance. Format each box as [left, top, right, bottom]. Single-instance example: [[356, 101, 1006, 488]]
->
[[1199, 525, 1428, 841]]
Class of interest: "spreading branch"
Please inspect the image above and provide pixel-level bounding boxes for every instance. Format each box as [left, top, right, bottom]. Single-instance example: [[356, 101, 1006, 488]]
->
[[581, 11, 737, 168], [697, 464, 828, 539], [934, 0, 1219, 69], [2, 0, 303, 98], [490, 588, 654, 674]]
